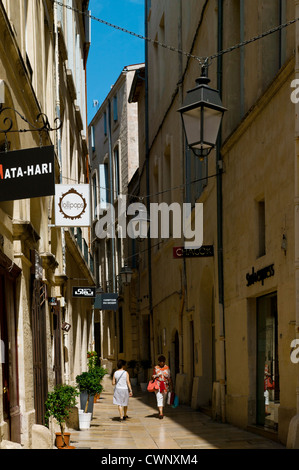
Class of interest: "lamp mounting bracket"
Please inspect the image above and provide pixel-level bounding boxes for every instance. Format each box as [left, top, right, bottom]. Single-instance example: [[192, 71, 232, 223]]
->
[[0, 103, 62, 150]]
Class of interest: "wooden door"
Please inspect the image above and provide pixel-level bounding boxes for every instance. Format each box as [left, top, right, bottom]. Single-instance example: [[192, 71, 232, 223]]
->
[[31, 279, 48, 424], [0, 275, 10, 426], [53, 301, 62, 385]]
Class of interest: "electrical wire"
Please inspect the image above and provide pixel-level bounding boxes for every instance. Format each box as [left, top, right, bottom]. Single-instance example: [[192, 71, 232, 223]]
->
[[52, 0, 299, 65], [61, 169, 221, 202]]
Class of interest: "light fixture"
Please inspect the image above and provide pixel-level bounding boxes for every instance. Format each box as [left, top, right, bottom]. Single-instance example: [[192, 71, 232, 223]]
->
[[96, 284, 104, 295], [178, 65, 226, 158], [120, 265, 133, 286]]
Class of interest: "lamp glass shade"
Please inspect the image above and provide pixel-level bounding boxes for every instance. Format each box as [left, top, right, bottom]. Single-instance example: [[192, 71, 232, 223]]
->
[[178, 76, 226, 155], [120, 266, 133, 285], [181, 105, 224, 151]]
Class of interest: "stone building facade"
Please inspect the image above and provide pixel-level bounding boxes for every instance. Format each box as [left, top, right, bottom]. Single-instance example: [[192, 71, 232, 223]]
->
[[129, 0, 299, 446], [0, 0, 94, 447], [88, 63, 143, 374]]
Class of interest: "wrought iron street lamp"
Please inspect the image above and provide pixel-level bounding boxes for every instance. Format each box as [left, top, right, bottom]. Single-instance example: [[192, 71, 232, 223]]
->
[[178, 66, 226, 159], [120, 265, 133, 286]]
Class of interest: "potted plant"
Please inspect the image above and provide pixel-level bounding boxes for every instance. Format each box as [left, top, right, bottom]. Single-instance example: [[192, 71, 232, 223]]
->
[[93, 365, 107, 402], [45, 384, 79, 448], [87, 350, 98, 368], [86, 351, 107, 402], [76, 369, 103, 429], [127, 360, 139, 386]]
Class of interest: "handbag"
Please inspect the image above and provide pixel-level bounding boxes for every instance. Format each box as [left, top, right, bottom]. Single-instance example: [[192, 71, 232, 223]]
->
[[147, 379, 159, 392], [167, 391, 175, 405], [172, 394, 179, 408], [266, 377, 275, 390]]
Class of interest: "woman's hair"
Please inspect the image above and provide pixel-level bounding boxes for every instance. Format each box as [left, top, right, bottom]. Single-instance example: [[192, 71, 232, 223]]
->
[[117, 359, 126, 369], [158, 355, 166, 363]]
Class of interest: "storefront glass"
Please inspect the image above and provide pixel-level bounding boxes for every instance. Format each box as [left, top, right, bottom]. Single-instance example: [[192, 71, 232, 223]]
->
[[256, 292, 279, 430]]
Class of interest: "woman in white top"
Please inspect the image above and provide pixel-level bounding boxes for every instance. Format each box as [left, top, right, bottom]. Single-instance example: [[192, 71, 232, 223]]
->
[[112, 360, 133, 421]]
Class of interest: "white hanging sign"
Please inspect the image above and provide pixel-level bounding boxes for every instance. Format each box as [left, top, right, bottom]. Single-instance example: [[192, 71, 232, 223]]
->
[[55, 184, 91, 227]]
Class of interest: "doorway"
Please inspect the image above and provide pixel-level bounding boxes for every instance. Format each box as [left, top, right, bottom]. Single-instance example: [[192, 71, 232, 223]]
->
[[256, 292, 279, 430], [0, 260, 21, 442], [0, 275, 10, 427], [32, 279, 49, 424]]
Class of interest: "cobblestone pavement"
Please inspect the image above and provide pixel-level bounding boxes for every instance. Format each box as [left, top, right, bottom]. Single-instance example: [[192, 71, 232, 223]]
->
[[68, 376, 285, 450]]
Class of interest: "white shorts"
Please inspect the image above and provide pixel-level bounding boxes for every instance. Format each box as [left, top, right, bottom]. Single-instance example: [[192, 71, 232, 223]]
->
[[155, 390, 167, 407], [264, 390, 269, 405]]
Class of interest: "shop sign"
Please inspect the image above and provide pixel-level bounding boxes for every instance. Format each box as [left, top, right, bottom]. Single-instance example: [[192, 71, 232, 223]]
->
[[94, 293, 118, 310], [61, 322, 71, 332], [0, 145, 55, 202], [72, 286, 96, 298], [48, 297, 57, 306], [173, 245, 214, 258], [55, 184, 90, 226], [246, 264, 275, 287]]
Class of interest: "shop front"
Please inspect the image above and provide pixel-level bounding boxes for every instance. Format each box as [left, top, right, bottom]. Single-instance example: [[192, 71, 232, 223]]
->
[[256, 292, 279, 431], [0, 250, 21, 443]]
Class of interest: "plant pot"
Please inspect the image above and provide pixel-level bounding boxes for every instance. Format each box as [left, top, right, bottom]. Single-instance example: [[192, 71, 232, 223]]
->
[[55, 432, 71, 448], [130, 377, 138, 387], [140, 382, 147, 392], [94, 393, 101, 403], [79, 409, 92, 430], [80, 391, 95, 415]]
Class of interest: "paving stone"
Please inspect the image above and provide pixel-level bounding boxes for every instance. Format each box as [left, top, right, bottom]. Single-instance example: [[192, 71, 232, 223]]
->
[[70, 375, 285, 450]]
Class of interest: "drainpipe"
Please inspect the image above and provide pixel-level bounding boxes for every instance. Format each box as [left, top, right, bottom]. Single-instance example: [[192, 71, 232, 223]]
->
[[53, 4, 66, 272], [287, 0, 299, 450], [107, 99, 117, 360], [144, 1, 154, 362], [54, 3, 68, 386], [217, 0, 226, 423], [178, 0, 185, 376]]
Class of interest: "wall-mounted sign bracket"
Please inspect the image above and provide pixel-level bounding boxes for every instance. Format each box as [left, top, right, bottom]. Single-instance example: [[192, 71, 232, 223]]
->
[[0, 103, 62, 151]]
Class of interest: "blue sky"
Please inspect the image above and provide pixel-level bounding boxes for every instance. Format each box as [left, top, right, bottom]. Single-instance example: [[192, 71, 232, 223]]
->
[[86, 0, 145, 123]]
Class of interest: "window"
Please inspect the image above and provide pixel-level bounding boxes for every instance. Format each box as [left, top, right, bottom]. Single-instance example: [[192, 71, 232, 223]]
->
[[118, 308, 124, 353], [90, 126, 95, 152], [256, 293, 279, 430], [186, 144, 208, 206], [104, 112, 107, 136], [92, 174, 97, 219], [113, 95, 118, 122], [99, 163, 109, 209], [114, 147, 120, 197], [258, 200, 266, 257]]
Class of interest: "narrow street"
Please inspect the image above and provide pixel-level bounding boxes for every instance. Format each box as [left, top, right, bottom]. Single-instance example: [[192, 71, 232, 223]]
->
[[69, 376, 285, 450]]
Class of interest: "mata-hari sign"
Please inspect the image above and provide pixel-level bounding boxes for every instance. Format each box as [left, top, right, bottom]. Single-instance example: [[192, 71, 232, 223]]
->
[[55, 184, 91, 227], [0, 145, 55, 201]]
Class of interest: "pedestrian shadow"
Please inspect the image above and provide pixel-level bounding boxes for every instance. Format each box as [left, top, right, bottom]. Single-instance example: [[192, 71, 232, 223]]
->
[[144, 413, 160, 419]]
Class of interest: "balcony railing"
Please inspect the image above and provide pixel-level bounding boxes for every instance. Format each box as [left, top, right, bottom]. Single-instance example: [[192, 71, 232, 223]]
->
[[70, 227, 95, 276]]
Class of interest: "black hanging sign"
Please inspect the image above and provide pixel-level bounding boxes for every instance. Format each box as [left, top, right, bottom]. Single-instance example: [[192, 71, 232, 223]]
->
[[72, 286, 96, 298], [0, 145, 55, 202], [94, 293, 118, 310]]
